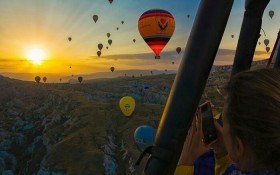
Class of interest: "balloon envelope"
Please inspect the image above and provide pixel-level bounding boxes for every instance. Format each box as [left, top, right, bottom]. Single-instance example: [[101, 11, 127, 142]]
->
[[43, 77, 47, 83], [266, 47, 270, 53], [134, 125, 155, 151], [110, 67, 115, 72], [35, 76, 41, 83], [97, 51, 101, 57], [138, 9, 175, 59], [68, 37, 72, 42], [108, 0, 113, 4], [78, 77, 83, 83], [176, 47, 181, 54], [119, 96, 136, 117], [93, 15, 98, 23], [107, 33, 111, 38], [108, 39, 112, 45], [264, 39, 269, 46], [269, 10, 274, 19], [133, 39, 136, 43], [98, 43, 103, 50]]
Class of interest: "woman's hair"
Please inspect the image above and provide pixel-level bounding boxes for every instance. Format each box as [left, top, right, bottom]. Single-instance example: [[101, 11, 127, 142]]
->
[[224, 68, 280, 170]]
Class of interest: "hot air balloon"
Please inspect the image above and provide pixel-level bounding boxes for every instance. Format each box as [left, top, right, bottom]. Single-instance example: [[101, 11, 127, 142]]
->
[[108, 0, 113, 4], [176, 47, 181, 54], [70, 66, 72, 69], [35, 76, 41, 84], [231, 35, 234, 38], [264, 39, 269, 46], [110, 67, 115, 72], [93, 15, 98, 23], [172, 61, 175, 65], [97, 51, 101, 57], [258, 42, 261, 45], [108, 39, 112, 46], [119, 96, 136, 117], [121, 21, 124, 24], [187, 14, 190, 18], [269, 10, 274, 19], [106, 46, 109, 49], [133, 39, 136, 43], [43, 77, 47, 83], [98, 43, 103, 50], [107, 33, 111, 38], [116, 27, 119, 30], [266, 47, 270, 53], [78, 77, 83, 83], [134, 125, 155, 151], [68, 37, 72, 42], [138, 9, 175, 59], [59, 78, 62, 82]]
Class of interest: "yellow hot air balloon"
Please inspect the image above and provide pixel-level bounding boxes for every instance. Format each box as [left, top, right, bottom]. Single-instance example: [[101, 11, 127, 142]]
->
[[119, 96, 136, 117]]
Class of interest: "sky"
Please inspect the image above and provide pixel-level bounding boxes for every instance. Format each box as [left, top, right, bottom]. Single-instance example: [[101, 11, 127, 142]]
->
[[0, 0, 279, 81]]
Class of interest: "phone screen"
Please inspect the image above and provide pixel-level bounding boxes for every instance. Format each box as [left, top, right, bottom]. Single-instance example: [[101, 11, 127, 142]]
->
[[200, 102, 217, 145]]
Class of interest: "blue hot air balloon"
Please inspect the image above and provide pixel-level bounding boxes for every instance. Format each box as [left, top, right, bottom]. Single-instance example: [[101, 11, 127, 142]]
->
[[134, 125, 155, 151]]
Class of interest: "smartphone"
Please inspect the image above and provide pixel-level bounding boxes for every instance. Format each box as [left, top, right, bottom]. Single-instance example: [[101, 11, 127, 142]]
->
[[200, 101, 218, 145]]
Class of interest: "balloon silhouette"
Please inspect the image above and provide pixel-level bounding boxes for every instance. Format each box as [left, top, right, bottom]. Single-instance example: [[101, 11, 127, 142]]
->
[[264, 39, 269, 46], [231, 35, 234, 38], [119, 96, 136, 117], [266, 47, 270, 53], [258, 42, 261, 45], [43, 77, 47, 83], [176, 47, 181, 54], [133, 39, 136, 43], [98, 43, 103, 50], [108, 39, 112, 46], [97, 51, 101, 57], [269, 10, 274, 19], [138, 9, 175, 59], [106, 46, 109, 49], [93, 15, 98, 23], [110, 67, 115, 72], [172, 61, 175, 65], [187, 14, 190, 18], [134, 125, 155, 151], [116, 27, 119, 30], [121, 21, 124, 24], [108, 0, 113, 4], [68, 37, 72, 42], [35, 76, 41, 84], [78, 77, 83, 83], [107, 33, 111, 38]]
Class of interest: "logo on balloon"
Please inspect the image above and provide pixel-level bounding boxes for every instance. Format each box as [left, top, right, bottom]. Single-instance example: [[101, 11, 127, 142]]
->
[[158, 18, 168, 31]]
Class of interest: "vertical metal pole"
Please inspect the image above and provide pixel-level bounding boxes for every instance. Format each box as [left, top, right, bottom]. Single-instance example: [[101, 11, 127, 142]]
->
[[231, 0, 270, 76], [142, 0, 234, 174]]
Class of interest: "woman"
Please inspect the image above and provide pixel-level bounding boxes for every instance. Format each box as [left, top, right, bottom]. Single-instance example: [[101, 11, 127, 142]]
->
[[175, 68, 280, 175]]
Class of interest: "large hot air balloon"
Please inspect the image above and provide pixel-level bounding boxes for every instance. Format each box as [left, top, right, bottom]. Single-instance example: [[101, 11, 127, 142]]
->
[[133, 39, 136, 43], [98, 43, 103, 50], [107, 33, 111, 38], [134, 125, 155, 151], [138, 9, 175, 59], [269, 10, 274, 19], [68, 37, 72, 42], [35, 76, 41, 84], [266, 47, 270, 53], [43, 77, 47, 83], [176, 47, 181, 54], [110, 67, 115, 72], [93, 15, 98, 23], [108, 0, 113, 4], [264, 39, 270, 46], [119, 96, 136, 117], [108, 39, 112, 46], [97, 51, 101, 57], [78, 77, 83, 83]]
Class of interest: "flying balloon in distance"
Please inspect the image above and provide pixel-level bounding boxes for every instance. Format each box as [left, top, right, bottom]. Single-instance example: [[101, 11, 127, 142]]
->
[[116, 27, 119, 30], [187, 14, 190, 18], [258, 42, 261, 45], [35, 76, 41, 84], [97, 51, 101, 57], [93, 15, 98, 23], [172, 61, 175, 65], [110, 67, 115, 72], [121, 21, 124, 24], [264, 39, 269, 46], [107, 33, 111, 38], [98, 43, 103, 50], [266, 47, 270, 53], [78, 77, 83, 83], [119, 96, 136, 117], [108, 39, 112, 46], [43, 77, 47, 83], [68, 37, 72, 42], [138, 9, 175, 59], [106, 46, 109, 49], [176, 47, 181, 54], [108, 0, 113, 4], [134, 125, 155, 151], [133, 39, 136, 43], [269, 10, 274, 19], [231, 35, 234, 38]]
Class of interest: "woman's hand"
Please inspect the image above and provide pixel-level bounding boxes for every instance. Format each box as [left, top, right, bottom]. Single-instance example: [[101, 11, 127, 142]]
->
[[177, 108, 209, 166]]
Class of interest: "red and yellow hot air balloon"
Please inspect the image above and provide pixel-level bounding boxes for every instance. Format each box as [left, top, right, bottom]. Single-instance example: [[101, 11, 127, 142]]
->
[[138, 9, 175, 59]]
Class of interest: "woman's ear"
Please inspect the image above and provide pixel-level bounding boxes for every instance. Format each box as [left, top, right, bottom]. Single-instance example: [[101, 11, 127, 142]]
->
[[236, 137, 245, 158]]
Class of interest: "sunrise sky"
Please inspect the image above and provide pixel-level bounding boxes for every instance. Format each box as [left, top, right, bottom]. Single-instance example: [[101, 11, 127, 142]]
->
[[0, 0, 279, 80]]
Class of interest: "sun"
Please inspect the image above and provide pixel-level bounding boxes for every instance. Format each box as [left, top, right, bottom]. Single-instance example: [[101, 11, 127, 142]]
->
[[26, 48, 46, 65]]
